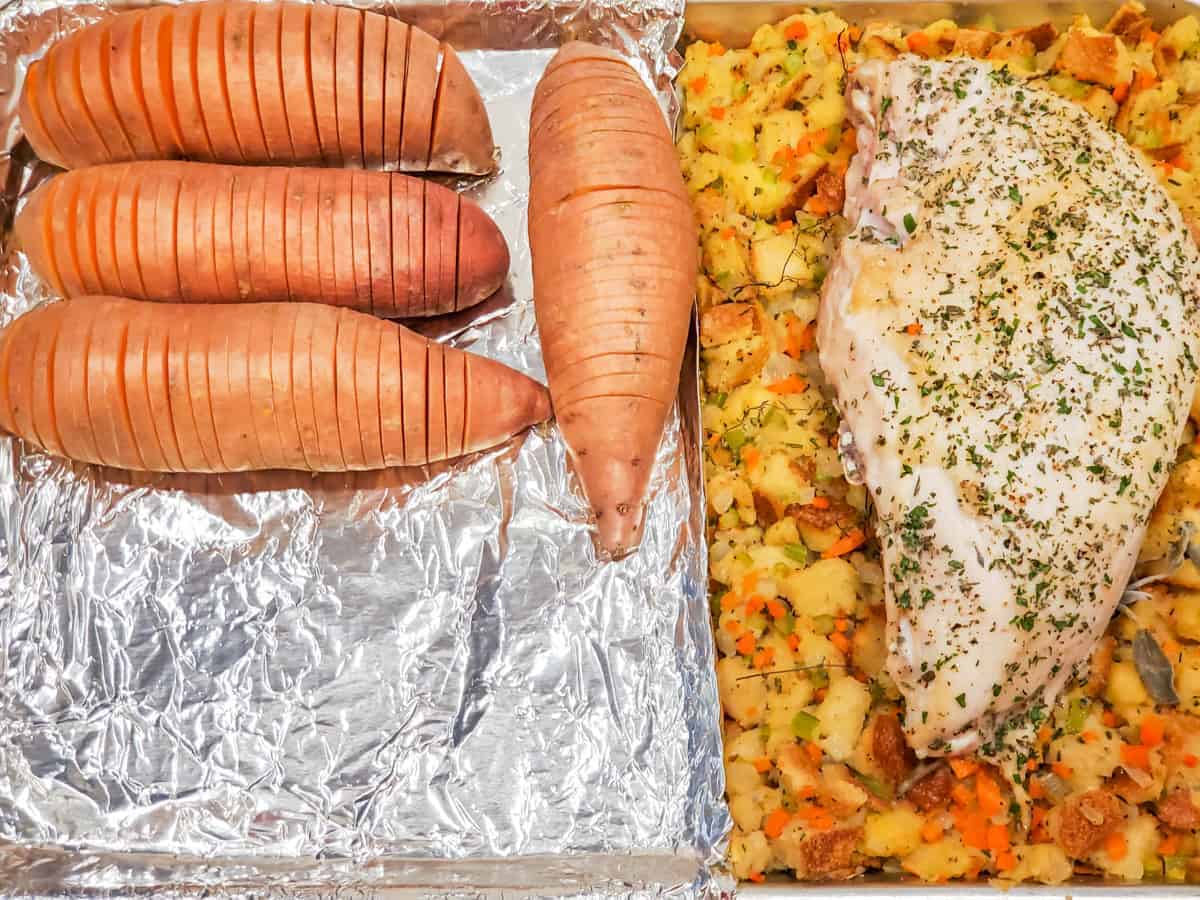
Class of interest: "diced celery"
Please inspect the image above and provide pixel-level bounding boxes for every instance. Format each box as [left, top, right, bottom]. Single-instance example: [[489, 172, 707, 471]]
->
[[792, 711, 820, 740]]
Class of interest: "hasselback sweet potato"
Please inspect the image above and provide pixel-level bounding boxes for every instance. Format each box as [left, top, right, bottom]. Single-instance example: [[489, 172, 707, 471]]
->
[[528, 42, 697, 558], [17, 1, 495, 173], [0, 297, 550, 471], [16, 162, 508, 315]]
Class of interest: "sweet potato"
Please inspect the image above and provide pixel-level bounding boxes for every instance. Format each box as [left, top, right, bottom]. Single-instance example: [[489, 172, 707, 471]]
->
[[0, 298, 550, 472], [528, 42, 696, 557], [18, 161, 508, 316], [19, 1, 496, 173]]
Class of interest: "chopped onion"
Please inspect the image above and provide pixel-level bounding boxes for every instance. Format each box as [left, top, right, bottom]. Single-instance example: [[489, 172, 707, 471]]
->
[[761, 352, 804, 388], [1123, 765, 1155, 788], [710, 486, 735, 515]]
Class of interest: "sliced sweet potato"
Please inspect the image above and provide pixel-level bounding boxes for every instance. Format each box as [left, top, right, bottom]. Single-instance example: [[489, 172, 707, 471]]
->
[[175, 169, 202, 302], [106, 10, 160, 158], [19, 61, 70, 167], [279, 2, 320, 163], [331, 170, 356, 307], [334, 308, 365, 468], [400, 329, 427, 464], [269, 303, 306, 469], [170, 3, 214, 159], [361, 12, 387, 168], [429, 46, 494, 173], [309, 4, 340, 164], [295, 168, 321, 302], [208, 316, 256, 469], [334, 7, 364, 168], [351, 171, 373, 314], [310, 306, 345, 469], [425, 342, 448, 462], [230, 168, 253, 300], [400, 28, 438, 169], [90, 167, 123, 296], [122, 302, 168, 471], [382, 18, 409, 170], [49, 36, 113, 163], [111, 164, 147, 299], [252, 2, 291, 161], [316, 169, 338, 305], [139, 6, 185, 158], [366, 170, 394, 315], [77, 20, 135, 161], [145, 311, 184, 471], [289, 302, 321, 466], [392, 175, 421, 315], [457, 196, 509, 311], [87, 314, 136, 467], [423, 178, 454, 315], [14, 179, 61, 295], [153, 171, 184, 300], [211, 168, 239, 300], [259, 166, 290, 301], [72, 172, 103, 295], [29, 303, 66, 457], [55, 306, 100, 463], [378, 322, 405, 463], [244, 166, 268, 299], [186, 316, 224, 470], [51, 171, 86, 297], [355, 313, 384, 468], [7, 312, 41, 450], [196, 2, 242, 161], [225, 1, 269, 163]]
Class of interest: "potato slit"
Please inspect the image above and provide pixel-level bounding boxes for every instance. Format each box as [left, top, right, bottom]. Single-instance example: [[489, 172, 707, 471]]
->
[[240, 5, 269, 161], [286, 308, 311, 469], [155, 10, 185, 152], [79, 314, 102, 464], [24, 65, 69, 165], [330, 311, 347, 468], [424, 47, 450, 169], [99, 171, 121, 295], [462, 355, 472, 458], [200, 323, 226, 471], [452, 194, 463, 311], [44, 47, 84, 166], [357, 13, 366, 165], [134, 321, 166, 468], [113, 320, 143, 469], [422, 339, 430, 464], [398, 24, 412, 164], [166, 176, 184, 299], [303, 7, 319, 162], [37, 178, 67, 295], [373, 322, 384, 466], [274, 8, 295, 157], [71, 35, 115, 160], [214, 6, 244, 160], [395, 330, 406, 463], [126, 13, 162, 156], [187, 6, 216, 159], [43, 315, 64, 454], [61, 174, 84, 296], [95, 23, 135, 158], [82, 177, 103, 294]]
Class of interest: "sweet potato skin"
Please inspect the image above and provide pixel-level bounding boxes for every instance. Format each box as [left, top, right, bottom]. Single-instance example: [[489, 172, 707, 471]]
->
[[17, 162, 508, 316], [0, 298, 550, 473], [528, 41, 697, 558], [18, 1, 496, 173]]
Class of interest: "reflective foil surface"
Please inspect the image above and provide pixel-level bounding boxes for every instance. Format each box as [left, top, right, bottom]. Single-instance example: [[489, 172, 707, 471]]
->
[[0, 1, 729, 895]]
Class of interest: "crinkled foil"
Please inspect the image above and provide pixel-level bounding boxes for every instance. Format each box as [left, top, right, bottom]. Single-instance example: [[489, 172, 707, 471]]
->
[[0, 2, 730, 896]]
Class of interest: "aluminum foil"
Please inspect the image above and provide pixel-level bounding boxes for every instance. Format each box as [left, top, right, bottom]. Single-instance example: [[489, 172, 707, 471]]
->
[[0, 1, 730, 896]]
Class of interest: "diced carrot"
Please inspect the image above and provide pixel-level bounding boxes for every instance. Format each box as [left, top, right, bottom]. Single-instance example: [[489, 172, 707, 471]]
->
[[754, 756, 772, 774], [1163, 638, 1182, 656], [995, 850, 1017, 872], [748, 871, 765, 883], [745, 593, 766, 615], [906, 31, 932, 52], [782, 160, 800, 182], [811, 496, 831, 510], [830, 631, 851, 654], [742, 445, 762, 472], [1113, 80, 1130, 103], [1140, 714, 1165, 748], [1051, 762, 1073, 780], [1169, 154, 1191, 173], [719, 227, 735, 240], [1145, 29, 1161, 44], [710, 105, 726, 120], [774, 220, 794, 235], [1120, 743, 1150, 769], [1105, 832, 1127, 861], [822, 528, 866, 559], [723, 619, 741, 635], [921, 819, 943, 843], [1159, 833, 1181, 855], [949, 758, 979, 780], [767, 375, 808, 395], [814, 687, 827, 702], [785, 21, 809, 41], [1081, 730, 1099, 744], [803, 195, 829, 216], [976, 773, 1004, 817], [689, 76, 708, 94], [753, 646, 776, 669], [1026, 758, 1041, 772], [1102, 710, 1120, 727], [987, 824, 1010, 853], [1136, 69, 1158, 91], [1027, 779, 1045, 800], [787, 633, 801, 652], [766, 598, 787, 619], [805, 742, 823, 763], [905, 322, 923, 336], [745, 705, 759, 718], [741, 572, 758, 594], [1037, 725, 1052, 745], [798, 805, 833, 830], [735, 633, 756, 655], [957, 811, 989, 850], [797, 321, 817, 352], [720, 592, 740, 611], [951, 783, 973, 808], [834, 617, 850, 633], [763, 807, 792, 838], [772, 146, 795, 165], [1184, 753, 1198, 768], [707, 42, 725, 57]]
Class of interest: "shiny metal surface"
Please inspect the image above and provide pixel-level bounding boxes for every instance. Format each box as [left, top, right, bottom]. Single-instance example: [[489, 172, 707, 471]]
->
[[682, 0, 1200, 896], [0, 1, 729, 896]]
